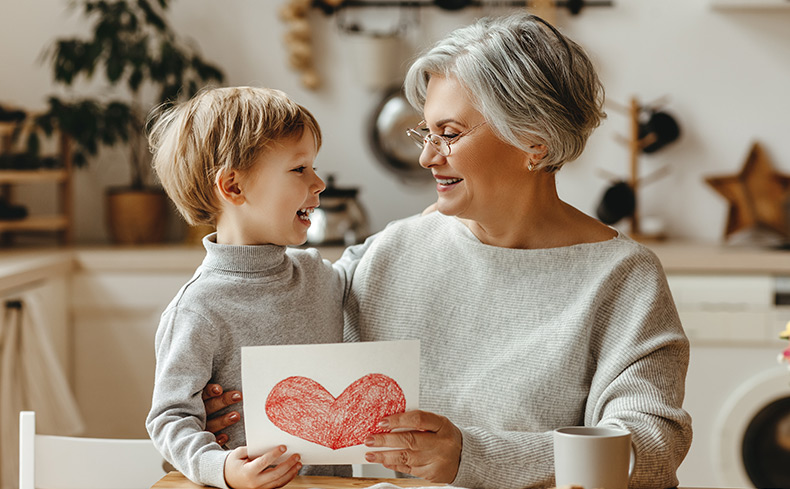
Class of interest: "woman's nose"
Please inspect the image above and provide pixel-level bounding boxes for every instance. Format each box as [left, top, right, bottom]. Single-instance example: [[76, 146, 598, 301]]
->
[[418, 144, 444, 169]]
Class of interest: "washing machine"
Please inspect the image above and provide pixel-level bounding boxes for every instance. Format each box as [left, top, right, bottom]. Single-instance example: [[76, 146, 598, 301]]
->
[[670, 274, 790, 488]]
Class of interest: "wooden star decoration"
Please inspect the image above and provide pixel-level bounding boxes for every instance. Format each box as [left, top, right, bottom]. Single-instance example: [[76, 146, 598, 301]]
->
[[705, 142, 790, 239]]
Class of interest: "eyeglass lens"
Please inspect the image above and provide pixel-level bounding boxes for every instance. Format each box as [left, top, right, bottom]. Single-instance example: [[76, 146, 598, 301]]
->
[[406, 124, 450, 156]]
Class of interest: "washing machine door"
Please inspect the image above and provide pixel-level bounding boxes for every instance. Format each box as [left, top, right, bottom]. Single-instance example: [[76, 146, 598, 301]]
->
[[714, 367, 790, 487]]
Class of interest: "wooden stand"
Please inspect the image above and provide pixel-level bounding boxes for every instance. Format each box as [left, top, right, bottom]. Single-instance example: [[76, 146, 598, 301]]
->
[[628, 97, 642, 237], [626, 96, 663, 241], [0, 120, 74, 246]]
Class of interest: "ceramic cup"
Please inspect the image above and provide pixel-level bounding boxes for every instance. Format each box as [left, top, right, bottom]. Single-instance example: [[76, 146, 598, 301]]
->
[[553, 426, 636, 489]]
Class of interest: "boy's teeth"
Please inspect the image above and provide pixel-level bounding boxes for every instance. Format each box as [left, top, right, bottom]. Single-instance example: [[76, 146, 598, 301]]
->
[[297, 208, 315, 221], [437, 178, 462, 185]]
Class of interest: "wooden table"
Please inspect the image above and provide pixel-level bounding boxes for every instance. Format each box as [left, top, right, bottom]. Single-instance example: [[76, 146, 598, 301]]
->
[[151, 471, 737, 489], [151, 472, 439, 489]]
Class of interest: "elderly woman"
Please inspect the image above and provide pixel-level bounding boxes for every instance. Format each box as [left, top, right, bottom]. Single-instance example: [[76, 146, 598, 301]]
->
[[203, 12, 691, 489]]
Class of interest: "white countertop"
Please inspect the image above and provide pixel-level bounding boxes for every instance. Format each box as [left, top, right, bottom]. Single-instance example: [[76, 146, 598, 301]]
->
[[646, 241, 790, 274], [1, 240, 788, 293]]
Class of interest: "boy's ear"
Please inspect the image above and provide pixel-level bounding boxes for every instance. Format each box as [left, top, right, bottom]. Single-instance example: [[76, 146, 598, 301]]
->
[[215, 169, 245, 206]]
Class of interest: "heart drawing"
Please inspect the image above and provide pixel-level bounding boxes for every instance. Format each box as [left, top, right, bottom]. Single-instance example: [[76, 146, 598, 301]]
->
[[265, 373, 406, 450]]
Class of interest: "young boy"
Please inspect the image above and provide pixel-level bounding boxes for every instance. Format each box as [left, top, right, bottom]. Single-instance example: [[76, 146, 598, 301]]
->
[[145, 87, 351, 489]]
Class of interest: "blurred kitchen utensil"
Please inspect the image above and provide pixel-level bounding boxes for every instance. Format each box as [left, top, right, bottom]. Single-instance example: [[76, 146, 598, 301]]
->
[[596, 180, 635, 225], [433, 0, 472, 10], [639, 110, 680, 153], [307, 175, 370, 245], [368, 87, 429, 184]]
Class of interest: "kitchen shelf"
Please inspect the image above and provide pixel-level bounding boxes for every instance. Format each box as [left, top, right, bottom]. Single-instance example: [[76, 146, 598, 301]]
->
[[0, 215, 69, 233], [0, 169, 69, 184], [0, 118, 73, 245], [711, 0, 790, 9]]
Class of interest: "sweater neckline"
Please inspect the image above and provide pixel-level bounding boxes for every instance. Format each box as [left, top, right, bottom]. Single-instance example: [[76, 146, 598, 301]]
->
[[444, 214, 624, 252], [201, 232, 289, 275]]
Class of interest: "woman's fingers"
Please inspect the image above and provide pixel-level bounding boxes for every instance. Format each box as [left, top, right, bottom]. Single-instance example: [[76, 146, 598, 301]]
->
[[206, 410, 240, 435], [204, 388, 242, 439], [365, 448, 411, 466], [380, 410, 444, 432], [202, 384, 223, 400], [205, 390, 242, 417], [364, 410, 462, 483]]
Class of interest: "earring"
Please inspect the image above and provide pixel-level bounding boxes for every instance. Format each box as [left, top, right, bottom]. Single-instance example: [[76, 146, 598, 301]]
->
[[527, 161, 536, 171]]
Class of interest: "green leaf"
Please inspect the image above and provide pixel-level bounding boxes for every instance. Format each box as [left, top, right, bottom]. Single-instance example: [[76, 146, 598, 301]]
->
[[138, 0, 166, 31], [106, 55, 124, 82], [38, 0, 226, 176], [128, 68, 144, 92]]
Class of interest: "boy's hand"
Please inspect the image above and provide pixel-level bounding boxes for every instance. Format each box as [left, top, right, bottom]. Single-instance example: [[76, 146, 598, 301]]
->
[[203, 384, 243, 446], [224, 445, 301, 489]]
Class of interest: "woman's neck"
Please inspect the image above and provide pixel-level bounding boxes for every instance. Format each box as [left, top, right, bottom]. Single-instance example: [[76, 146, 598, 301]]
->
[[458, 172, 616, 250]]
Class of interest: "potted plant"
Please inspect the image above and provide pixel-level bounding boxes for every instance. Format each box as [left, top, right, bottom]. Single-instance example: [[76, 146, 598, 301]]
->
[[36, 0, 224, 243]]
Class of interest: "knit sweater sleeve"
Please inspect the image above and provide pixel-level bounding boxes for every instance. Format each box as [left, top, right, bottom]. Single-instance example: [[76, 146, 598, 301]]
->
[[453, 246, 692, 489], [146, 306, 230, 489], [335, 233, 379, 343], [585, 248, 692, 488]]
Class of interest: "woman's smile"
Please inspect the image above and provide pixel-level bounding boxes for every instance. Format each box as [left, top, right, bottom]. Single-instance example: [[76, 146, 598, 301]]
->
[[433, 174, 464, 191]]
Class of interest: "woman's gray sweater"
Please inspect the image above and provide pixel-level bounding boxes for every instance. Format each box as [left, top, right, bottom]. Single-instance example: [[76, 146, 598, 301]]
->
[[338, 212, 692, 489]]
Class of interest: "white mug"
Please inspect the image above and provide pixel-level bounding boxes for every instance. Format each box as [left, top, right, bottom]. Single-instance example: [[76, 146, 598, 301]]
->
[[553, 426, 636, 489]]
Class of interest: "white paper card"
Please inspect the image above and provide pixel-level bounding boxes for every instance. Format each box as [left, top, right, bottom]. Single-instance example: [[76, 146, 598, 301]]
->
[[241, 340, 420, 464]]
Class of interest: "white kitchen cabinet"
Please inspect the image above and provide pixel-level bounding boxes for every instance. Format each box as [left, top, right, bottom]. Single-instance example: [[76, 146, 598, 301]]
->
[[66, 245, 345, 438], [69, 248, 203, 438], [667, 273, 788, 346]]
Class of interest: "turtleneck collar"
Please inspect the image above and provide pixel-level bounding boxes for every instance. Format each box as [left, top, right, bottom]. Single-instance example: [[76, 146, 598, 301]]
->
[[201, 232, 290, 277]]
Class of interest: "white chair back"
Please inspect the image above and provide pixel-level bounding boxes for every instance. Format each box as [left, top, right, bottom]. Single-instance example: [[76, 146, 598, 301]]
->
[[19, 411, 167, 489]]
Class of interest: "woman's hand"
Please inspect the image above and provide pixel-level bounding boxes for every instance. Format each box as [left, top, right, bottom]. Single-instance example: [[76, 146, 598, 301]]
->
[[363, 410, 463, 483], [224, 445, 301, 489], [203, 384, 243, 446]]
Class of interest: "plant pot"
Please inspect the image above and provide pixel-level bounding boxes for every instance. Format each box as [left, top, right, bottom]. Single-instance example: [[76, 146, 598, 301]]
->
[[105, 187, 168, 244]]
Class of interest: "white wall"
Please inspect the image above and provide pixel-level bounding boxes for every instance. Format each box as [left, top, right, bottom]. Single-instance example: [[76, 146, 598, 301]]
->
[[1, 0, 789, 243]]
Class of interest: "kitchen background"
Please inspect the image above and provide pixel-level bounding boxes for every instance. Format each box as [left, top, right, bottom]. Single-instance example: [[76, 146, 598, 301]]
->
[[2, 2, 790, 489], [2, 0, 789, 244]]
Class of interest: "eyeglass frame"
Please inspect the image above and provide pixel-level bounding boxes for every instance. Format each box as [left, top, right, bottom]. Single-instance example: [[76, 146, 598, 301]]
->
[[405, 120, 487, 157]]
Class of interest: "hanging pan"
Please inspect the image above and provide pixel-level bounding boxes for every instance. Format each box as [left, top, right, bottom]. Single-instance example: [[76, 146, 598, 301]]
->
[[368, 86, 430, 184]]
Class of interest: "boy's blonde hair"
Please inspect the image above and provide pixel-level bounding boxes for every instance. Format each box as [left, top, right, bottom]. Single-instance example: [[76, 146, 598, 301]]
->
[[147, 86, 322, 225]]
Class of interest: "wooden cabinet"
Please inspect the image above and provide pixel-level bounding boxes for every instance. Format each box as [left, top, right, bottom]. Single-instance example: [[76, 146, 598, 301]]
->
[[0, 121, 73, 245]]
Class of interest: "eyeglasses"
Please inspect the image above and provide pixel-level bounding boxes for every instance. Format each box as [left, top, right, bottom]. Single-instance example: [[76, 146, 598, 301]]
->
[[405, 120, 487, 157]]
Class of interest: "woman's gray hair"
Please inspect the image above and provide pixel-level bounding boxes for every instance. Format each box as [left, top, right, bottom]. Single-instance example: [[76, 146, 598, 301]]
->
[[404, 13, 606, 172]]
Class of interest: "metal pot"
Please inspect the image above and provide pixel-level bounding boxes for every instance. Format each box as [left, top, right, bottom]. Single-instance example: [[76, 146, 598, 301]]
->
[[307, 175, 370, 246], [368, 87, 429, 184]]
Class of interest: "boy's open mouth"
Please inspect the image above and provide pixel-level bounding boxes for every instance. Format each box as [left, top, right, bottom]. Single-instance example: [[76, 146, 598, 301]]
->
[[297, 207, 316, 221]]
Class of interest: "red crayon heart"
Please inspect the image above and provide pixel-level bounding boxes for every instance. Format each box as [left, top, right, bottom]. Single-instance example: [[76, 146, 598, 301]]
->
[[265, 373, 406, 450]]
